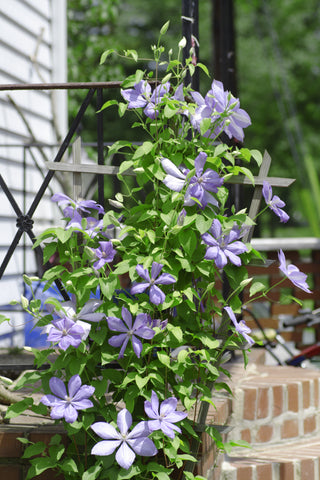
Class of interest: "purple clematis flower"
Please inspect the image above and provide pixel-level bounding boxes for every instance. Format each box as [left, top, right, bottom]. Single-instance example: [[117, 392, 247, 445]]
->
[[91, 409, 157, 470], [161, 153, 223, 209], [47, 317, 85, 351], [262, 181, 289, 223], [144, 391, 188, 439], [224, 306, 255, 347], [121, 81, 170, 119], [120, 80, 152, 109], [41, 375, 94, 423], [65, 212, 105, 236], [92, 241, 116, 270], [51, 193, 104, 218], [131, 262, 176, 305], [202, 219, 248, 269], [184, 152, 224, 208], [161, 157, 188, 192], [47, 298, 106, 349], [278, 249, 311, 293], [190, 80, 251, 142], [107, 307, 155, 358]]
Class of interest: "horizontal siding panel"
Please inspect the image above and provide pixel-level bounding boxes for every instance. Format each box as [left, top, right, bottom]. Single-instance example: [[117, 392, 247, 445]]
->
[[0, 44, 51, 84], [20, 0, 51, 21], [0, 0, 52, 45], [0, 102, 54, 143], [0, 21, 51, 70], [0, 92, 52, 123]]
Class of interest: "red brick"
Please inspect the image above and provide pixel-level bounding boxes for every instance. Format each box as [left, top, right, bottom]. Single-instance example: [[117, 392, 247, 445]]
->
[[241, 428, 251, 444], [256, 425, 273, 443], [301, 458, 315, 480], [302, 380, 311, 409], [272, 385, 283, 416], [256, 463, 272, 480], [243, 388, 257, 420], [304, 415, 316, 435], [0, 432, 23, 457], [279, 461, 295, 480], [287, 383, 299, 412], [257, 387, 269, 419], [281, 418, 299, 439], [237, 464, 253, 480]]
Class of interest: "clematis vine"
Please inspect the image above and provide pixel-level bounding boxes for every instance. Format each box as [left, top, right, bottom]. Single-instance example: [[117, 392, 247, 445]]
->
[[107, 307, 155, 358], [144, 390, 188, 439], [262, 181, 289, 223], [202, 219, 248, 269], [278, 249, 311, 293], [92, 241, 117, 270], [131, 262, 176, 305], [41, 375, 94, 423], [91, 409, 157, 470], [224, 306, 255, 347], [51, 193, 104, 218]]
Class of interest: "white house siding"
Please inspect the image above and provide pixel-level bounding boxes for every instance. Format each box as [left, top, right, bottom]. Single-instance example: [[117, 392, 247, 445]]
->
[[0, 0, 67, 346]]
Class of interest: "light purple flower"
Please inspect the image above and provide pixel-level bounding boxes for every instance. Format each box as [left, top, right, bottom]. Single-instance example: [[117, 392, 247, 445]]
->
[[177, 208, 187, 226], [121, 81, 170, 119], [107, 307, 155, 358], [190, 80, 251, 142], [47, 317, 85, 350], [41, 375, 94, 423], [92, 241, 116, 270], [262, 181, 289, 223], [278, 249, 311, 293], [202, 219, 248, 269], [144, 391, 188, 439], [130, 262, 176, 305], [47, 298, 106, 348], [51, 193, 104, 218], [161, 157, 188, 192], [65, 212, 105, 236], [120, 80, 152, 109], [184, 152, 224, 208], [91, 409, 157, 470], [224, 306, 255, 347]]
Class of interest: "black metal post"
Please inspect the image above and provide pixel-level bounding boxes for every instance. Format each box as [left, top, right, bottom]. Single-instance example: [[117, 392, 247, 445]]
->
[[212, 0, 237, 95], [96, 88, 105, 213], [182, 0, 199, 91]]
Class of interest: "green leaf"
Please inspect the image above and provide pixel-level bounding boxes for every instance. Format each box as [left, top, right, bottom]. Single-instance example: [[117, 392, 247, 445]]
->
[[82, 464, 101, 479], [119, 160, 133, 175], [132, 141, 153, 159], [0, 314, 9, 325], [200, 118, 211, 136], [99, 99, 118, 112], [99, 276, 118, 300], [62, 458, 79, 473], [125, 49, 138, 62], [28, 457, 57, 479], [196, 62, 209, 76], [179, 229, 197, 256], [135, 69, 145, 84], [135, 374, 149, 390], [108, 140, 132, 156], [5, 398, 33, 419], [250, 149, 263, 166], [195, 215, 212, 234], [22, 442, 46, 459], [49, 444, 65, 462], [249, 281, 266, 296], [118, 102, 127, 117], [100, 49, 115, 64], [157, 351, 171, 367]]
